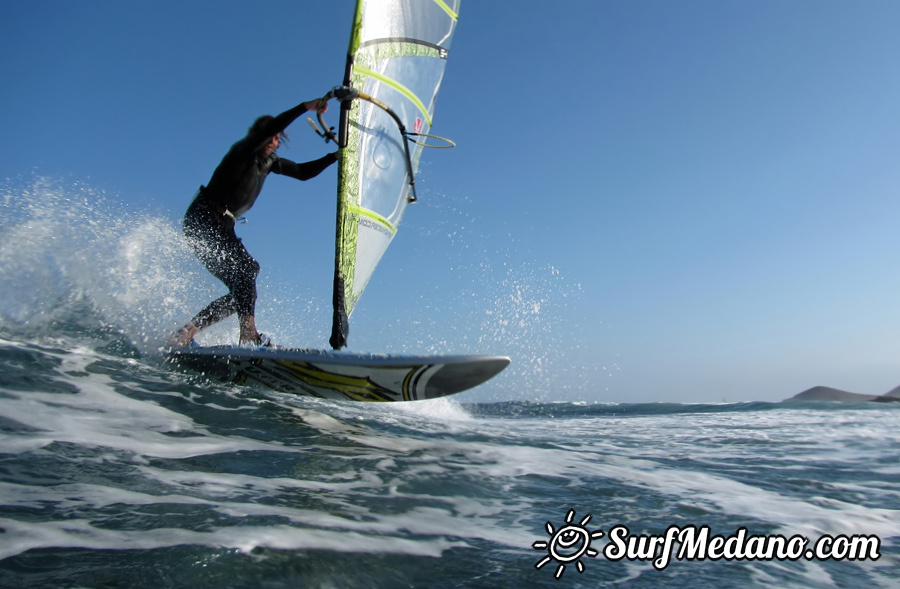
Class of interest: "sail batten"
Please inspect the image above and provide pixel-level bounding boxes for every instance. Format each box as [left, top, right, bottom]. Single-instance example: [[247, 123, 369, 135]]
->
[[353, 65, 434, 127], [330, 0, 460, 350]]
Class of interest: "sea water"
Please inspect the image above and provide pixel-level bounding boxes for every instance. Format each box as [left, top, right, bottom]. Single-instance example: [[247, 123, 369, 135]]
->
[[1, 182, 898, 588]]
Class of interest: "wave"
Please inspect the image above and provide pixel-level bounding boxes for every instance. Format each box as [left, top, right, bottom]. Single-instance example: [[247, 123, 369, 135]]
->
[[464, 398, 900, 420], [2, 332, 899, 588]]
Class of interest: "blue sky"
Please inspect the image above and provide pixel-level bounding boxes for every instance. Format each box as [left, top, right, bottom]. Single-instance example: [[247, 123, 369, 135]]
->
[[3, 1, 900, 403]]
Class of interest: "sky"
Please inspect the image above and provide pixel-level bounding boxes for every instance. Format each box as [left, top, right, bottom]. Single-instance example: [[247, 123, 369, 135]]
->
[[2, 1, 900, 403]]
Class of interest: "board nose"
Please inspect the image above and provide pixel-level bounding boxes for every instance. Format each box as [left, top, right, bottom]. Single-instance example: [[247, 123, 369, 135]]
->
[[424, 357, 511, 398]]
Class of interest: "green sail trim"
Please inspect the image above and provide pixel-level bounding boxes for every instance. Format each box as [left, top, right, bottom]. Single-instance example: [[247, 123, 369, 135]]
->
[[349, 204, 397, 235], [433, 0, 459, 20]]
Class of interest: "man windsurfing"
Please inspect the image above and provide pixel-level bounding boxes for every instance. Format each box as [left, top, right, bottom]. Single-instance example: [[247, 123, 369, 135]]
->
[[167, 97, 337, 348]]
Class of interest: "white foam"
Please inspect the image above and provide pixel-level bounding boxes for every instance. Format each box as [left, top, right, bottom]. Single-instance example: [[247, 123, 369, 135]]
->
[[0, 516, 461, 561], [0, 343, 294, 460]]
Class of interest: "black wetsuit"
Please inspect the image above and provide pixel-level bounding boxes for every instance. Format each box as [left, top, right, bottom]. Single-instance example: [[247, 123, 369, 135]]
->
[[183, 103, 337, 330]]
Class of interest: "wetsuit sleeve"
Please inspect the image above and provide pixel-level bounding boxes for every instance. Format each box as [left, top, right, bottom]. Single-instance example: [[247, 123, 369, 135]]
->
[[270, 102, 310, 134], [248, 102, 311, 152], [272, 153, 339, 181]]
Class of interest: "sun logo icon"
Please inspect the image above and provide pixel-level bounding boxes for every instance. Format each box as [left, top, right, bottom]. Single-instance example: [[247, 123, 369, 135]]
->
[[533, 509, 604, 579]]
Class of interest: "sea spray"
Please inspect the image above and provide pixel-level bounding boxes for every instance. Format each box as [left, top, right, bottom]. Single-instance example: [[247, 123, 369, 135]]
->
[[0, 178, 208, 352]]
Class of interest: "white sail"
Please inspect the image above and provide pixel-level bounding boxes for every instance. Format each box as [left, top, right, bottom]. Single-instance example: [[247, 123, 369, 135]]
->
[[330, 0, 460, 349]]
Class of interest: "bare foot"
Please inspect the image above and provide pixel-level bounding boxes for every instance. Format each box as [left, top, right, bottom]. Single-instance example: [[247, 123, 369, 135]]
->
[[166, 323, 198, 348]]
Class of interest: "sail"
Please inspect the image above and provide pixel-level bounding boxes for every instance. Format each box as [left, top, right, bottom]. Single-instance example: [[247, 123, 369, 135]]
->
[[330, 0, 460, 350]]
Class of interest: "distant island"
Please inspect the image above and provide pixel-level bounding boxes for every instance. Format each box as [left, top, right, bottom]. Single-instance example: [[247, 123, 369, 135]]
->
[[782, 385, 900, 403]]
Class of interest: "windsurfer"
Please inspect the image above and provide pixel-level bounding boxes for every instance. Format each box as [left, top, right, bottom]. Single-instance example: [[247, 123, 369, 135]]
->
[[167, 97, 339, 348]]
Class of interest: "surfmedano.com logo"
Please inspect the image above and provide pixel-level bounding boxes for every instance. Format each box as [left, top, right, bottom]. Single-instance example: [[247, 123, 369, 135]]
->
[[533, 509, 882, 579], [533, 509, 604, 579]]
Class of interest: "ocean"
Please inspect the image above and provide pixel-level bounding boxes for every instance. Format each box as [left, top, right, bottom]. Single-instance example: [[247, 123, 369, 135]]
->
[[1, 183, 898, 588]]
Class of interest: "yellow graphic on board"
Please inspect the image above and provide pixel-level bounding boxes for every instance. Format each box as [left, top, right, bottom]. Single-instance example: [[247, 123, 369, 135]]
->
[[274, 360, 426, 402]]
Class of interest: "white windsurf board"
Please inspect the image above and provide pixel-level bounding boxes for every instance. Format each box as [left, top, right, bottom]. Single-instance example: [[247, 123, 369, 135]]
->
[[168, 346, 509, 402]]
